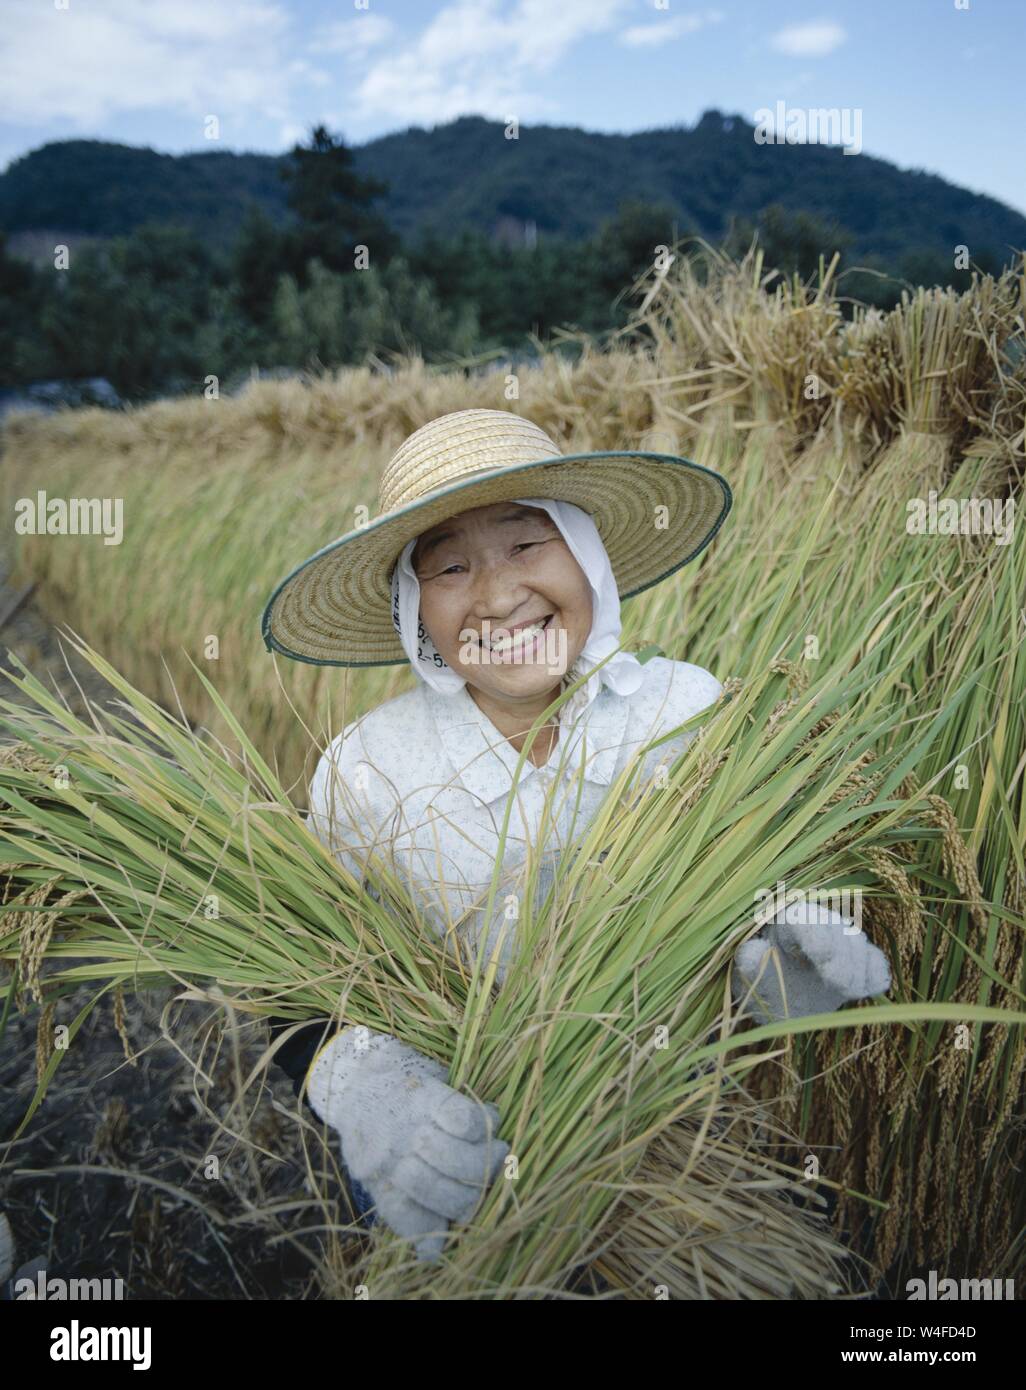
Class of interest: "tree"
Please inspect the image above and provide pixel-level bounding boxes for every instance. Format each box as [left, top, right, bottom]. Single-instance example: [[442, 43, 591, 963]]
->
[[591, 199, 690, 308], [0, 233, 50, 384], [277, 124, 400, 283], [35, 225, 222, 396], [724, 203, 852, 283], [231, 204, 286, 325], [266, 256, 479, 370]]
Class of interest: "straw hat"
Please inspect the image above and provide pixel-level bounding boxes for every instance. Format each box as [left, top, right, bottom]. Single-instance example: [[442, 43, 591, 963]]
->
[[262, 408, 731, 667]]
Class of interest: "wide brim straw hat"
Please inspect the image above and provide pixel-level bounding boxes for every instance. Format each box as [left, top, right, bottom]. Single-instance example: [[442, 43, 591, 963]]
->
[[262, 408, 732, 667]]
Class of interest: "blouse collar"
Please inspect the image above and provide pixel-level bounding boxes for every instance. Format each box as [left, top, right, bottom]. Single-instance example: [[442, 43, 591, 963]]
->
[[424, 678, 630, 804]]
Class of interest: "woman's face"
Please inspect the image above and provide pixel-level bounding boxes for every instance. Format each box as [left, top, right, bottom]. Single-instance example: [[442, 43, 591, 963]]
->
[[412, 502, 593, 707]]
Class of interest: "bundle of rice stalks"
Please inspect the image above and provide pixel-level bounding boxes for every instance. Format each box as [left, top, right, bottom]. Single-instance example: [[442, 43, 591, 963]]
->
[[628, 243, 1024, 459], [833, 265, 1024, 453], [625, 239, 847, 442], [2, 607, 1021, 1298], [621, 429, 1025, 1284], [593, 1103, 860, 1300], [783, 484, 1026, 1285]]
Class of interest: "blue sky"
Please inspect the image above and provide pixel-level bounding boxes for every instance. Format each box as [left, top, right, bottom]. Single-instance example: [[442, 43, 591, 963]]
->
[[1, 0, 1023, 215]]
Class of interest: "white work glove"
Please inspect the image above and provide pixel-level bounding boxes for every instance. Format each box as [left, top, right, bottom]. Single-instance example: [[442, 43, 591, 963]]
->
[[731, 899, 891, 1025], [306, 1025, 509, 1263]]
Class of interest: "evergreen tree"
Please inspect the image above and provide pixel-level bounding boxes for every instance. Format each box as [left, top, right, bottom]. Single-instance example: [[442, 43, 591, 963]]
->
[[724, 203, 851, 283], [231, 204, 286, 325], [277, 124, 399, 284], [591, 200, 690, 307], [0, 232, 49, 384]]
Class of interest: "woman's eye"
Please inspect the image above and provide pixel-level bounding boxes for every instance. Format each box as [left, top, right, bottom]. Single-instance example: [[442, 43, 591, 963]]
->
[[435, 540, 542, 575], [439, 536, 536, 569]]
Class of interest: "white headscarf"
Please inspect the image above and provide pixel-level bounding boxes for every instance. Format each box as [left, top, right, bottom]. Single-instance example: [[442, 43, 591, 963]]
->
[[389, 498, 644, 726]]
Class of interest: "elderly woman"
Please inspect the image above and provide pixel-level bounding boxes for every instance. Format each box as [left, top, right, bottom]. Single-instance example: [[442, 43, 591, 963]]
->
[[261, 408, 890, 1263]]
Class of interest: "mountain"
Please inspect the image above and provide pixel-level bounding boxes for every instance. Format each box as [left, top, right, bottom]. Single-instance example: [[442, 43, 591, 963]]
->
[[0, 140, 291, 253], [2, 111, 1024, 267]]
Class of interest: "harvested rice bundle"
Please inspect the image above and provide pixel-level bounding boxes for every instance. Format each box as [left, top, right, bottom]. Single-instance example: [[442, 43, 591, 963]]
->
[[254, 406, 896, 1280], [2, 633, 1021, 1298], [594, 1102, 860, 1301]]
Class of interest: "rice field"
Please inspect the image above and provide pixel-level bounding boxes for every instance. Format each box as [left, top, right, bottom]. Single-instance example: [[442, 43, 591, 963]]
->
[[1, 245, 1024, 1298]]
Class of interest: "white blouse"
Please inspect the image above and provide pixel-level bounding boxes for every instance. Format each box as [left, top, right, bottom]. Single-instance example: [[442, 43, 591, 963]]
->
[[307, 656, 723, 984]]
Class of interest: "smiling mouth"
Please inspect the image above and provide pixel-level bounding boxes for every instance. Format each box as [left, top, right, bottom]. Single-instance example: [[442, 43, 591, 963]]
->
[[480, 613, 553, 655]]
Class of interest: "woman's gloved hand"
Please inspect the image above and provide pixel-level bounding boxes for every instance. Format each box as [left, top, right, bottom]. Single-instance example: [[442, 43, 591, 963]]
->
[[731, 899, 891, 1025], [306, 1025, 509, 1263]]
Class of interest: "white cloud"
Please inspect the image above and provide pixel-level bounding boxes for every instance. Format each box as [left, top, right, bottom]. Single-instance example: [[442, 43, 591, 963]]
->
[[353, 0, 632, 126], [284, 59, 331, 90], [0, 0, 765, 166], [0, 0, 296, 130], [777, 70, 816, 98], [619, 9, 725, 48], [769, 21, 847, 58], [314, 14, 396, 59], [277, 121, 311, 150]]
